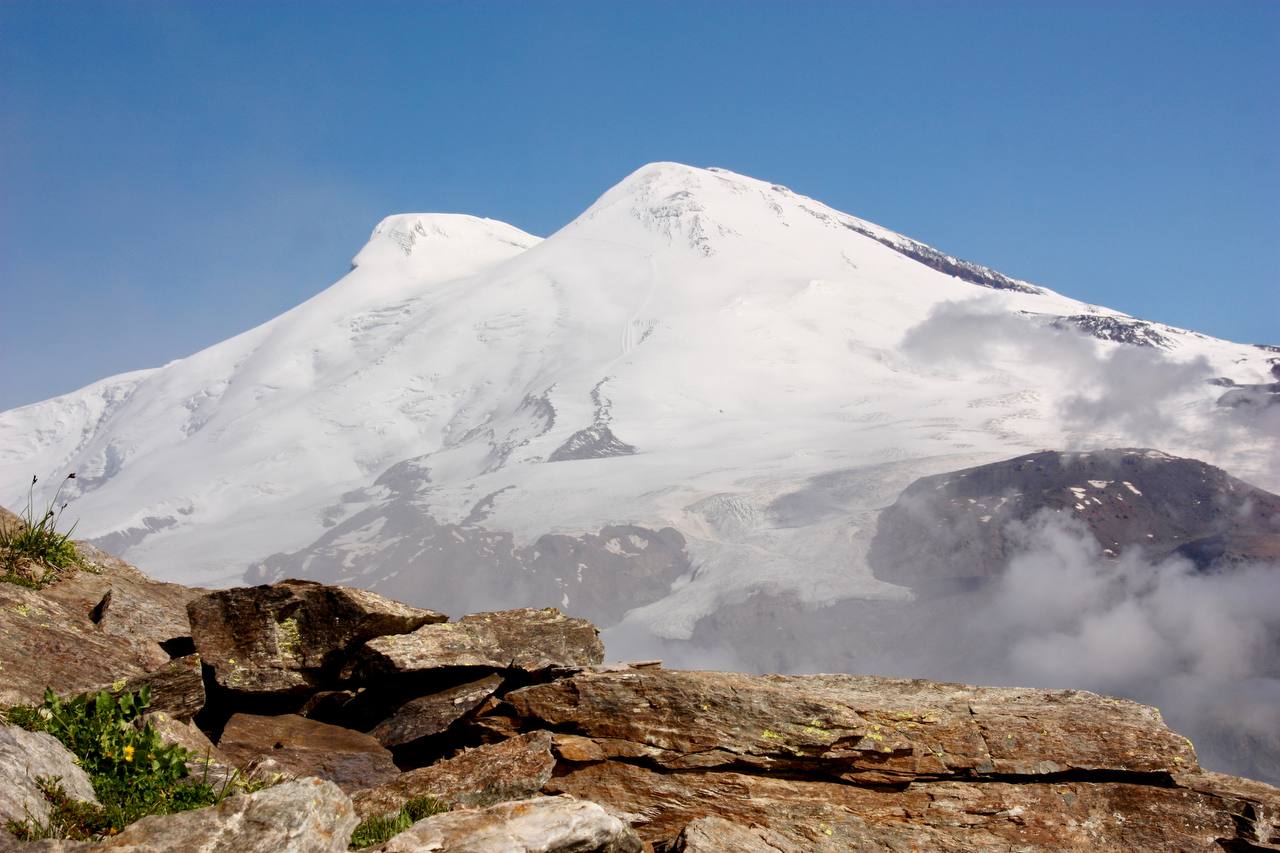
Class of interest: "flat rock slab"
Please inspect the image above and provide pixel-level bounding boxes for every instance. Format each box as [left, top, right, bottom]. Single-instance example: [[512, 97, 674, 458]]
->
[[502, 669, 1198, 783], [189, 580, 445, 695], [370, 674, 502, 749], [354, 731, 557, 819], [217, 713, 399, 793], [368, 795, 642, 853], [24, 777, 358, 853], [360, 608, 604, 677], [0, 725, 98, 828]]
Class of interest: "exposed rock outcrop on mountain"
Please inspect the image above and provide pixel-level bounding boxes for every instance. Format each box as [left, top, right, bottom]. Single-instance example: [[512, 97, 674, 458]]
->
[[869, 448, 1280, 595], [2, 527, 1278, 851]]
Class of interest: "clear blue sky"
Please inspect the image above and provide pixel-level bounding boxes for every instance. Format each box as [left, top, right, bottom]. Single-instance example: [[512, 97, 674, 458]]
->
[[2, 1, 1277, 410]]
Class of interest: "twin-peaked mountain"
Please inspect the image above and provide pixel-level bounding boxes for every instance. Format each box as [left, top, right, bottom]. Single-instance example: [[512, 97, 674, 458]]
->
[[2, 163, 1275, 642]]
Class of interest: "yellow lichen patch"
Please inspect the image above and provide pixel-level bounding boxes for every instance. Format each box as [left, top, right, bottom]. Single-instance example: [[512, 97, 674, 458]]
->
[[276, 616, 302, 659], [761, 729, 785, 741]]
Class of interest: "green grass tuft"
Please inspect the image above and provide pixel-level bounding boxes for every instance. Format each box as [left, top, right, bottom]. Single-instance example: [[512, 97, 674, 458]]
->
[[1, 473, 82, 588], [348, 795, 450, 850]]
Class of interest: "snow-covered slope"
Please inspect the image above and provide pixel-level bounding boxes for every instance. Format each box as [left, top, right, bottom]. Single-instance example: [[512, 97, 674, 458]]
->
[[3, 164, 1275, 631]]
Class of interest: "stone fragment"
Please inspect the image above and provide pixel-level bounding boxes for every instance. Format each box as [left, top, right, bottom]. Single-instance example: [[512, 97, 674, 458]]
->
[[23, 777, 358, 852], [360, 608, 603, 677], [370, 674, 502, 750], [217, 713, 399, 793], [120, 653, 206, 721], [353, 731, 557, 819], [0, 725, 98, 828], [368, 795, 642, 853], [188, 580, 445, 695]]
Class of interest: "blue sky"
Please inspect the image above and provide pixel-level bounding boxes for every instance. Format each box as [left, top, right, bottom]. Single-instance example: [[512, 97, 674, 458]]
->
[[2, 1, 1276, 410]]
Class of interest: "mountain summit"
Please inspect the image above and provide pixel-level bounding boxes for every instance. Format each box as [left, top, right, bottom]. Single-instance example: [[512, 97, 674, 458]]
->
[[1, 163, 1274, 619]]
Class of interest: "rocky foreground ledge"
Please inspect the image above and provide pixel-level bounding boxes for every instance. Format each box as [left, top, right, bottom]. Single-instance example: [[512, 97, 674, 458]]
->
[[1, 512, 1277, 851]]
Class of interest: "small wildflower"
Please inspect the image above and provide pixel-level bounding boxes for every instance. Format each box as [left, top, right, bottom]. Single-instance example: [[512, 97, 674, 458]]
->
[[123, 745, 135, 762]]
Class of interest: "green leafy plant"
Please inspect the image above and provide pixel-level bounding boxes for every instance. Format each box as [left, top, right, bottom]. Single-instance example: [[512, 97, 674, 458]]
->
[[4, 687, 236, 840], [1, 473, 82, 587], [348, 795, 450, 850]]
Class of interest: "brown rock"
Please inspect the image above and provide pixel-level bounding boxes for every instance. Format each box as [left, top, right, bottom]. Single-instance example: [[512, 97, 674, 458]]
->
[[120, 653, 206, 721], [217, 713, 399, 793], [368, 795, 642, 853], [548, 761, 1279, 851], [353, 731, 557, 819], [370, 674, 502, 750], [0, 540, 202, 707], [0, 582, 149, 706], [493, 669, 1280, 850], [188, 580, 445, 695], [359, 608, 604, 677], [41, 551, 202, 671], [502, 669, 1195, 783]]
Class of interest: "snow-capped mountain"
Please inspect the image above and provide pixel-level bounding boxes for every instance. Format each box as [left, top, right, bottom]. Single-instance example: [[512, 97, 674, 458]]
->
[[3, 163, 1276, 635]]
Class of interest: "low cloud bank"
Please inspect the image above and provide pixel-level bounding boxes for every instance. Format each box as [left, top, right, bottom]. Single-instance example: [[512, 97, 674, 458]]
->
[[605, 510, 1280, 783], [965, 513, 1280, 782]]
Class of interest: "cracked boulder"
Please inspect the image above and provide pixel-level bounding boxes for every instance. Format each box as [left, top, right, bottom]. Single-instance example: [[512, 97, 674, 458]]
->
[[216, 713, 400, 793], [188, 580, 445, 695], [359, 608, 604, 678], [366, 795, 642, 853]]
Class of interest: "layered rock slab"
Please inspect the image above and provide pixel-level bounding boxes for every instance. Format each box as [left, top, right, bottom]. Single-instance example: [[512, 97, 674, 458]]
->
[[548, 761, 1274, 851], [502, 669, 1196, 782], [484, 668, 1280, 849], [359, 608, 604, 677], [188, 580, 444, 695], [366, 795, 642, 853], [216, 713, 399, 793]]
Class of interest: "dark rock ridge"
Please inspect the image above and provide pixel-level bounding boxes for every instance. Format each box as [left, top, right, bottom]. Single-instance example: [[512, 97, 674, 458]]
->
[[836, 220, 1041, 294], [869, 447, 1280, 595], [2, 518, 1279, 850], [1049, 313, 1175, 347]]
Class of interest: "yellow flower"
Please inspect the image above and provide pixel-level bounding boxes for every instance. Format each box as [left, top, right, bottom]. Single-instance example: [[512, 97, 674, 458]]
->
[[123, 745, 135, 763]]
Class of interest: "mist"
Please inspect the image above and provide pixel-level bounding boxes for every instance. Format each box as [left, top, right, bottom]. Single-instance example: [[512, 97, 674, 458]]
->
[[604, 509, 1280, 784]]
